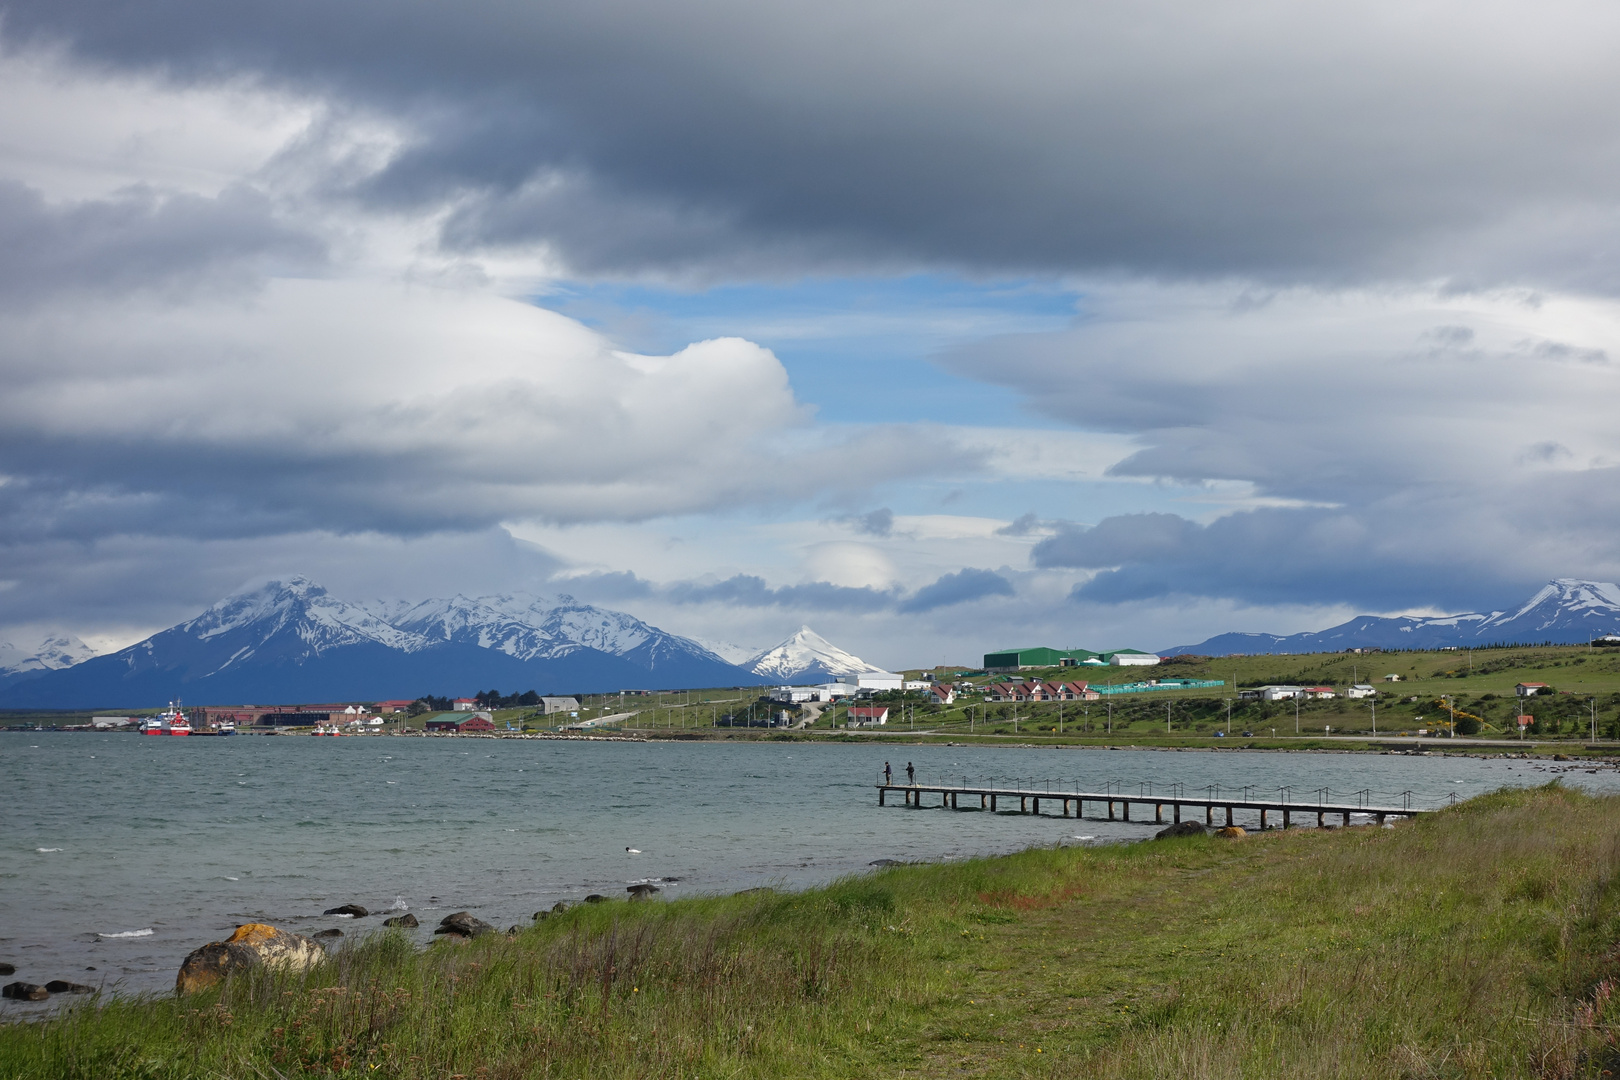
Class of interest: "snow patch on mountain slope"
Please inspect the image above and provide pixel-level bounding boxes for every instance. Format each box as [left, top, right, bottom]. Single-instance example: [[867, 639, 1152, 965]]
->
[[692, 637, 761, 666]]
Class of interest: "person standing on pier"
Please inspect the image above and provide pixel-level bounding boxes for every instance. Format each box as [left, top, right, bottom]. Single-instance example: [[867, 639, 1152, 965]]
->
[[906, 762, 915, 785], [884, 761, 893, 785]]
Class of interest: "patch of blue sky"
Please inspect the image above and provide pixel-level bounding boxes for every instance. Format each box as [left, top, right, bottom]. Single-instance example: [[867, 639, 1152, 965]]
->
[[530, 274, 1080, 426]]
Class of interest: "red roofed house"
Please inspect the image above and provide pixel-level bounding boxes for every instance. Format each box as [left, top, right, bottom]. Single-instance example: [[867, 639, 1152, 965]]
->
[[927, 685, 956, 705], [847, 706, 890, 728], [1043, 680, 1100, 701], [376, 700, 415, 714], [452, 697, 478, 711], [986, 682, 1033, 702], [426, 711, 496, 732], [1516, 682, 1549, 698], [1304, 687, 1336, 699]]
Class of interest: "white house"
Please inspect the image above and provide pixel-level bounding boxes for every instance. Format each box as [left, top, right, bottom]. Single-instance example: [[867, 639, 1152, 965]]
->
[[1516, 682, 1549, 698], [903, 680, 934, 691], [1345, 684, 1378, 699], [1241, 685, 1306, 702], [1304, 686, 1336, 699], [927, 685, 956, 705], [1383, 674, 1404, 682], [539, 696, 581, 714], [453, 698, 477, 711], [847, 706, 889, 727]]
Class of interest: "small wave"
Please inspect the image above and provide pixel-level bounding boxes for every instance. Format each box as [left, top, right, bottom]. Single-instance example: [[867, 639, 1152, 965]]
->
[[36, 847, 63, 853], [224, 876, 239, 881], [389, 897, 408, 911], [98, 928, 154, 939]]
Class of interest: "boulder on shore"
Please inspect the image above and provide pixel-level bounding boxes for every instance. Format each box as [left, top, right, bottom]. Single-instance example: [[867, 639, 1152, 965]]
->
[[433, 912, 495, 939], [383, 913, 419, 928], [2, 982, 48, 1001], [175, 923, 325, 994], [627, 884, 661, 900], [44, 980, 94, 994], [312, 929, 343, 940], [1154, 821, 1208, 840], [1214, 826, 1248, 839], [584, 894, 607, 904], [323, 904, 369, 917], [0, 963, 14, 976]]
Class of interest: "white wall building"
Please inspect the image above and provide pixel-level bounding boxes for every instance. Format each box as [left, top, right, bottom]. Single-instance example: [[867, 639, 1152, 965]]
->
[[1107, 651, 1162, 667], [834, 671, 905, 695], [769, 686, 823, 703], [1345, 684, 1378, 699]]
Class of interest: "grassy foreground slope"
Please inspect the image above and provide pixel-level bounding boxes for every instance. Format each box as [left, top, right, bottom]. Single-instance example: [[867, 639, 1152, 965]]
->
[[6, 785, 1620, 1079]]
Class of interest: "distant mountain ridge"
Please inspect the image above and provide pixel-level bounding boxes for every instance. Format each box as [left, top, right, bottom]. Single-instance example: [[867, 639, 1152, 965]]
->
[[0, 632, 96, 676], [0, 576, 769, 708], [1164, 579, 1620, 656]]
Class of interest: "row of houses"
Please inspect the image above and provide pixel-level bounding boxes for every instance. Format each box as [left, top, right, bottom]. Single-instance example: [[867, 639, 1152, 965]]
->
[[983, 679, 1102, 702], [1239, 684, 1379, 702]]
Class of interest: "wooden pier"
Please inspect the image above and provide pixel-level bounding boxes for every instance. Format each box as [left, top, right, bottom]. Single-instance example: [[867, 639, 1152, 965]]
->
[[877, 783, 1432, 828]]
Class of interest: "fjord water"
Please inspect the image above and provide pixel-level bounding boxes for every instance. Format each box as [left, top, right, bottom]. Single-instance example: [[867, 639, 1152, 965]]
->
[[3, 734, 1613, 1000]]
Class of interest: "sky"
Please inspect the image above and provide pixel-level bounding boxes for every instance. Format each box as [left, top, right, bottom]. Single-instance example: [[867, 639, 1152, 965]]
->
[[3, 0, 1620, 668]]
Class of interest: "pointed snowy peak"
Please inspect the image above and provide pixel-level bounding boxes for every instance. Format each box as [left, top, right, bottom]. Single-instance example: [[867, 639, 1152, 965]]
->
[[747, 626, 877, 681], [0, 632, 97, 676]]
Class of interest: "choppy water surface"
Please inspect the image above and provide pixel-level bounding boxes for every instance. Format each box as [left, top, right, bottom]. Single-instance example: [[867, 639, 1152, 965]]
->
[[2, 734, 1614, 1001]]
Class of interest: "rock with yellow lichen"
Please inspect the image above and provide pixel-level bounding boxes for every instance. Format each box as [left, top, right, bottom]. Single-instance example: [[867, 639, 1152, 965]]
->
[[1214, 825, 1247, 839], [175, 923, 325, 994]]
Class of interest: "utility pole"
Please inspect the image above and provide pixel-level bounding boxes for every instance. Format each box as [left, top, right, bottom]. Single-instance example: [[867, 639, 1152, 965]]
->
[[1295, 695, 1300, 735], [1225, 697, 1232, 734], [1166, 701, 1171, 734]]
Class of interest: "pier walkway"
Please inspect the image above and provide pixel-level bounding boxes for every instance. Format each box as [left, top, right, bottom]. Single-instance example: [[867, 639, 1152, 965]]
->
[[877, 781, 1445, 828]]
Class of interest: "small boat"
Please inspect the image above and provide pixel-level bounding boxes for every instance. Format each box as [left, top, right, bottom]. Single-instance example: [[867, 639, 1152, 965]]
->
[[141, 702, 192, 736]]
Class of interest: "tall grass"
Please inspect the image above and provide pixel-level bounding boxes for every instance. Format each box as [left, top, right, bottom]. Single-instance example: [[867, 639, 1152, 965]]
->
[[6, 784, 1620, 1077]]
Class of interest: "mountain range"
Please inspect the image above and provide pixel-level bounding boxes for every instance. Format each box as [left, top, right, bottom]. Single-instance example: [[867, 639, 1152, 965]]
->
[[0, 577, 881, 709], [1163, 579, 1620, 655]]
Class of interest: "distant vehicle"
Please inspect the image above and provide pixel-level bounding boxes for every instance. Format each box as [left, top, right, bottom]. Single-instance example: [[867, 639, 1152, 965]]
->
[[1242, 731, 1254, 737]]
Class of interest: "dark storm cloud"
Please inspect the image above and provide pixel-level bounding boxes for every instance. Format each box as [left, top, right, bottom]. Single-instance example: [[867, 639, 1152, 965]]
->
[[8, 0, 1620, 285], [0, 180, 321, 304], [1035, 508, 1464, 610], [896, 568, 1014, 613]]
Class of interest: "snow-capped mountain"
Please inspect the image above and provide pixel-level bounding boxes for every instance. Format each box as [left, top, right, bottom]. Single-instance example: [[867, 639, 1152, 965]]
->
[[0, 632, 97, 677], [692, 637, 762, 666], [747, 626, 881, 682], [1164, 579, 1620, 655], [0, 577, 765, 708]]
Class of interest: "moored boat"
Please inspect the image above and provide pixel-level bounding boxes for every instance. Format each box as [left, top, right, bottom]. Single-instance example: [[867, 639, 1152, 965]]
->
[[141, 702, 192, 736]]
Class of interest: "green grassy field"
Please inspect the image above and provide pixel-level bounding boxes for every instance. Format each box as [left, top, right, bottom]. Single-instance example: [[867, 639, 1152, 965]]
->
[[6, 784, 1620, 1078], [560, 644, 1620, 745]]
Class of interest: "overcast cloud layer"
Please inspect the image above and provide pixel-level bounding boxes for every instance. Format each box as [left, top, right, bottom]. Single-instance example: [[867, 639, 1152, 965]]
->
[[2, 1, 1619, 667]]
